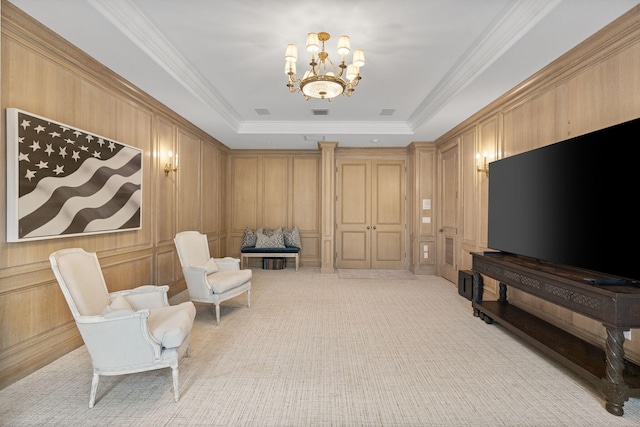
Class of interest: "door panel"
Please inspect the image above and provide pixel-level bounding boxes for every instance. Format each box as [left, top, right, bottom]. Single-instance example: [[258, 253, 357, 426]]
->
[[440, 146, 458, 283], [340, 231, 369, 262], [337, 159, 405, 269], [336, 161, 371, 268], [371, 161, 405, 269]]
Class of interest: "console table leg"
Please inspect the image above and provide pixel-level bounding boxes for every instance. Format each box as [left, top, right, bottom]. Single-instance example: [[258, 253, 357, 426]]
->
[[602, 328, 629, 416], [472, 272, 484, 317], [498, 282, 508, 304]]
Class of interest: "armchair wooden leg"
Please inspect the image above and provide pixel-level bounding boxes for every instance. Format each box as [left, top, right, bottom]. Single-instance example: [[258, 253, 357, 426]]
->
[[89, 371, 99, 408], [247, 289, 251, 308], [171, 365, 180, 402], [215, 304, 220, 325]]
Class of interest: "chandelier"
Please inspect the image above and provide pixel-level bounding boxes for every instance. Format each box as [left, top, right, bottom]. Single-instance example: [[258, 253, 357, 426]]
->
[[284, 32, 365, 100]]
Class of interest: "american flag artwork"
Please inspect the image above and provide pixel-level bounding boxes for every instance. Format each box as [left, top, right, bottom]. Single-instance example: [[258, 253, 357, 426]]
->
[[6, 109, 142, 242]]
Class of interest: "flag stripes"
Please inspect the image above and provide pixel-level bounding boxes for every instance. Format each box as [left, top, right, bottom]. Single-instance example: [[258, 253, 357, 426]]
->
[[7, 109, 143, 241]]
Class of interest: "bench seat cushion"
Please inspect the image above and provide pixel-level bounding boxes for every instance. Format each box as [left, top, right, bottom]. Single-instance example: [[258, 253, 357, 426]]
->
[[241, 246, 299, 253]]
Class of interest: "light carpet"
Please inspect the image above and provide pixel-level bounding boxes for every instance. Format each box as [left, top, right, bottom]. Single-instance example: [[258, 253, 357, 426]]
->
[[337, 269, 417, 280], [1, 267, 639, 426]]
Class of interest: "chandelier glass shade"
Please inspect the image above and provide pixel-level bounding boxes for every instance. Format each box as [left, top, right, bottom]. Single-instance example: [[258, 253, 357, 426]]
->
[[284, 32, 365, 100]]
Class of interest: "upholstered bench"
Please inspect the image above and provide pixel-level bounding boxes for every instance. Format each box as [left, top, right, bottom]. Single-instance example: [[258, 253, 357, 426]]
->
[[241, 226, 302, 271], [240, 246, 300, 271]]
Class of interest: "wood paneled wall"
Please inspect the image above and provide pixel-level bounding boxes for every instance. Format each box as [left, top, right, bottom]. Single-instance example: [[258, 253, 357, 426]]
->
[[227, 151, 322, 267], [0, 2, 229, 388], [2, 0, 638, 390], [407, 143, 436, 275], [438, 5, 640, 361]]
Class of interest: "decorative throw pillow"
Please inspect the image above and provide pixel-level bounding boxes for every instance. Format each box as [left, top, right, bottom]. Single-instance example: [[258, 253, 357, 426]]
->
[[284, 226, 302, 248], [241, 226, 257, 248], [204, 258, 219, 275], [255, 229, 285, 248], [102, 294, 134, 315], [262, 227, 274, 237]]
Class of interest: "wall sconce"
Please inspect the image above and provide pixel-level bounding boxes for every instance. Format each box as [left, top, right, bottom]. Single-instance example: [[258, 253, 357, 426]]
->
[[164, 150, 178, 177], [476, 152, 489, 177]]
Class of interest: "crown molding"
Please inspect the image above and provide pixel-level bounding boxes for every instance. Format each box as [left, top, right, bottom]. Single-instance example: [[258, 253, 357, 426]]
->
[[408, 0, 562, 129], [88, 0, 242, 130]]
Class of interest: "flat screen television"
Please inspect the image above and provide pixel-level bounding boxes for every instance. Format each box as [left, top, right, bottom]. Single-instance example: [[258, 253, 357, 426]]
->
[[487, 117, 640, 283]]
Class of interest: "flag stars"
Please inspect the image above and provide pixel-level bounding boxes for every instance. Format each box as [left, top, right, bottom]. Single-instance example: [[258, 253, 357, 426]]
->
[[54, 165, 64, 175], [73, 130, 82, 137], [97, 138, 105, 146], [20, 119, 31, 130], [45, 144, 55, 156], [49, 131, 61, 138], [65, 139, 75, 145], [18, 152, 30, 162], [34, 125, 46, 133], [29, 141, 41, 151], [85, 135, 94, 142], [108, 142, 116, 151], [92, 151, 102, 159], [19, 137, 25, 144], [59, 146, 68, 158], [79, 145, 89, 152], [25, 169, 36, 181], [59, 126, 70, 133], [72, 151, 81, 162], [36, 161, 48, 169]]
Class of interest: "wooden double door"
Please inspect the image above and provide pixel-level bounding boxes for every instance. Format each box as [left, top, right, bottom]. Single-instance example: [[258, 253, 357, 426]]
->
[[336, 159, 406, 269]]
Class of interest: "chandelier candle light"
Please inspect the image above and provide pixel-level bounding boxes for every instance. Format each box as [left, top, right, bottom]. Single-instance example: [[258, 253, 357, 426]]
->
[[285, 32, 365, 100]]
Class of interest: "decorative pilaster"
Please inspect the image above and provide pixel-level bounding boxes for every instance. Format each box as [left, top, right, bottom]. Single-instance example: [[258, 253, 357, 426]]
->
[[318, 142, 338, 273]]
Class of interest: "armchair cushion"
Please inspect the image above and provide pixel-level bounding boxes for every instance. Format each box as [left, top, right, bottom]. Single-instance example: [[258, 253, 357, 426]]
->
[[204, 258, 219, 274], [207, 269, 253, 294], [148, 302, 197, 349], [102, 295, 133, 315]]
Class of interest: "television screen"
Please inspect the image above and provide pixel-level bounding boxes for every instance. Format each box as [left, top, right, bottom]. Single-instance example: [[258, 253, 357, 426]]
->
[[487, 117, 640, 282]]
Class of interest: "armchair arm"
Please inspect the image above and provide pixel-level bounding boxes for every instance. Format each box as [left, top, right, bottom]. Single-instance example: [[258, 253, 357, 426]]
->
[[214, 257, 240, 271], [111, 285, 170, 310], [75, 311, 163, 370], [182, 266, 213, 300]]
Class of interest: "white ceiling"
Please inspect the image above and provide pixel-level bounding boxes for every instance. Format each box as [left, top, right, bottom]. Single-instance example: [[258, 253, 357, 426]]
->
[[9, 0, 639, 149]]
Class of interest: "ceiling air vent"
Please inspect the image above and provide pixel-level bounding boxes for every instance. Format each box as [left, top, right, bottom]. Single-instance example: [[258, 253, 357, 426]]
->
[[254, 108, 271, 115], [312, 109, 329, 116], [380, 109, 396, 116]]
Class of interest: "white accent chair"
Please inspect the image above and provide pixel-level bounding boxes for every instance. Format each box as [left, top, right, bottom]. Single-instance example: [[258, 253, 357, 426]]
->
[[174, 231, 252, 325], [49, 248, 196, 408]]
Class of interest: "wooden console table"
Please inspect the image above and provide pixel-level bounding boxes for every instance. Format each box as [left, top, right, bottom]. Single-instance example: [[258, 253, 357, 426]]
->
[[471, 252, 640, 416]]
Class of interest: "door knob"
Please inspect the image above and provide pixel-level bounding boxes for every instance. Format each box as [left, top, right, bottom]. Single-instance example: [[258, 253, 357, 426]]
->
[[367, 226, 370, 229], [373, 226, 376, 230]]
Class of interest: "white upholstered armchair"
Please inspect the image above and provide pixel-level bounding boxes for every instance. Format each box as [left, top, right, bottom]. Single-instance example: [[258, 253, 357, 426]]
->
[[49, 248, 196, 408], [174, 231, 252, 325]]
